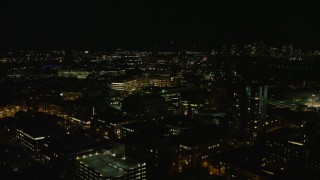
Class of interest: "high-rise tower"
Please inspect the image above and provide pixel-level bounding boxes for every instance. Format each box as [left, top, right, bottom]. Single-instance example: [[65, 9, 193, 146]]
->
[[228, 85, 268, 145]]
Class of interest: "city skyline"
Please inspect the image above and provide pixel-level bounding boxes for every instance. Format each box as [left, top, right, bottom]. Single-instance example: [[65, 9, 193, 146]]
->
[[2, 1, 320, 180]]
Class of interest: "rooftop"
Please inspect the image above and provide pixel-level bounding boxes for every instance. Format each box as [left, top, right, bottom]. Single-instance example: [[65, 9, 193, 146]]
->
[[77, 153, 142, 178]]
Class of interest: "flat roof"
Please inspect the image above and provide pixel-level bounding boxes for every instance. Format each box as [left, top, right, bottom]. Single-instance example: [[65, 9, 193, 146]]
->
[[77, 153, 141, 178]]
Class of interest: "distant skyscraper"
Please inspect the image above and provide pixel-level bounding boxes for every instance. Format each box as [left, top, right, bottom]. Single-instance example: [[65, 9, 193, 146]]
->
[[289, 44, 294, 56]]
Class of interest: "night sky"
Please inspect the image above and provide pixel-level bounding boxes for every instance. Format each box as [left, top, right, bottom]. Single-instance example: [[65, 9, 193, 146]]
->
[[0, 1, 319, 49]]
